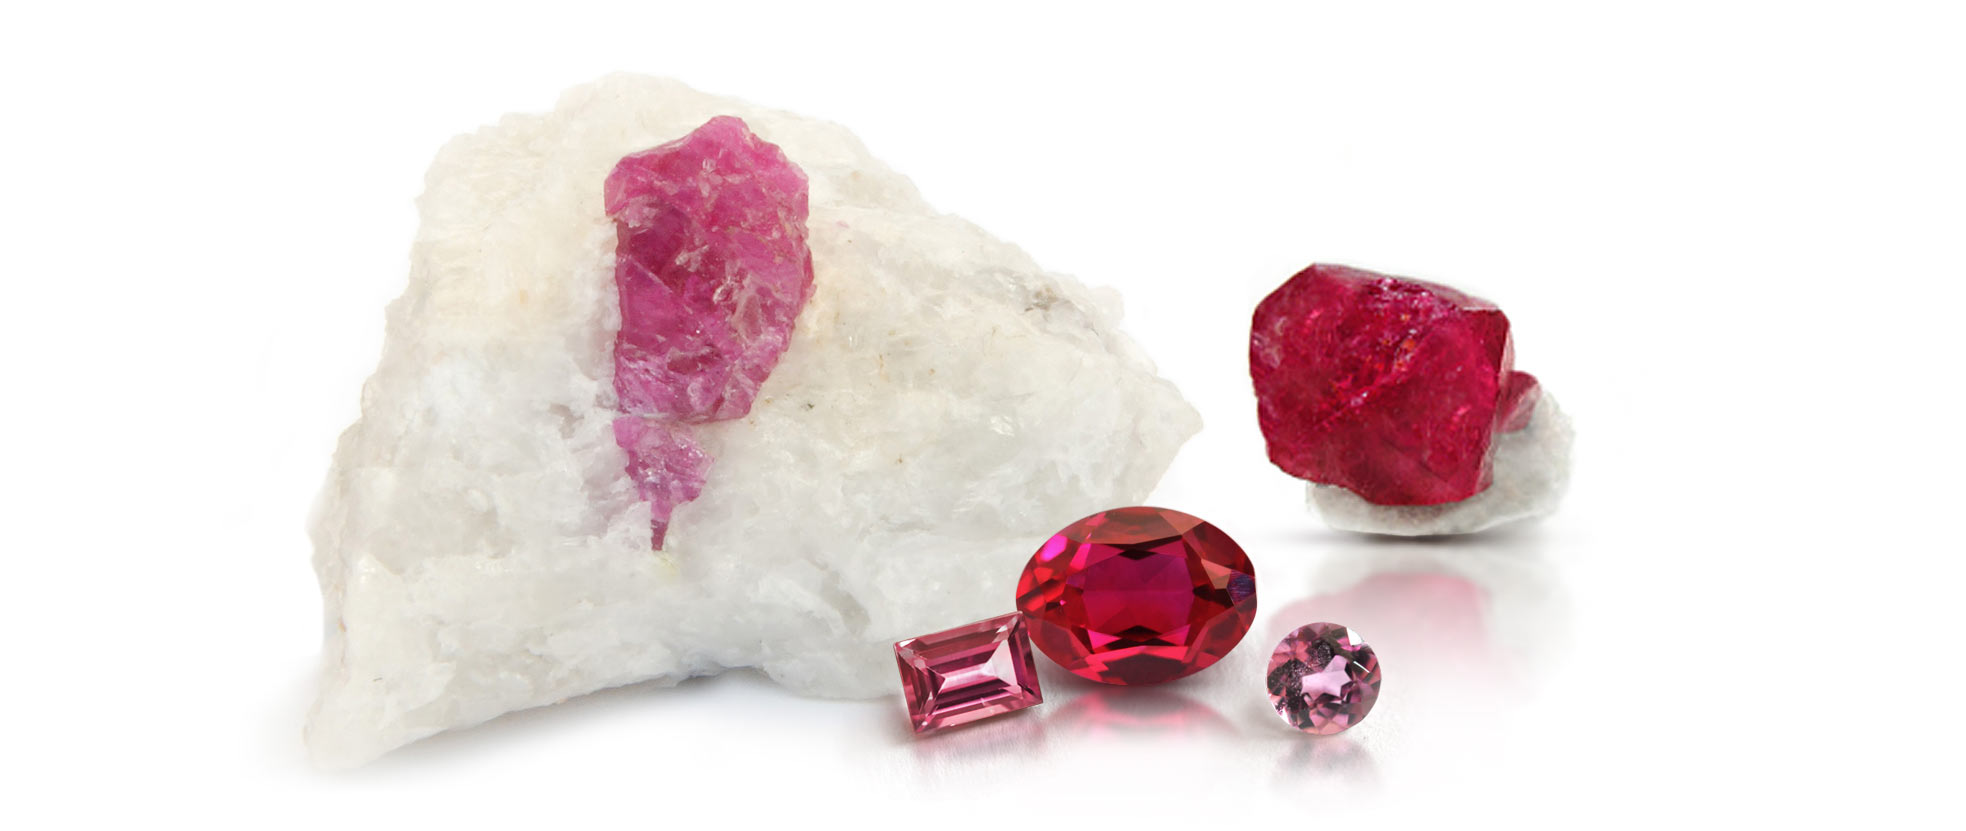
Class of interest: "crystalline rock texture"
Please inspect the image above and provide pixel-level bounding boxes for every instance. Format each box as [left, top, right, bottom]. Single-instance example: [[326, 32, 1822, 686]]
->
[[1250, 264, 1572, 535], [307, 76, 1199, 767]]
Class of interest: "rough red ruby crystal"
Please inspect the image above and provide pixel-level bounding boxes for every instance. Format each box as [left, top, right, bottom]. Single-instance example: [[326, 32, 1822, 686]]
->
[[894, 612, 1043, 734], [606, 116, 814, 547], [1015, 507, 1257, 686], [1267, 622, 1381, 735], [1250, 264, 1539, 505]]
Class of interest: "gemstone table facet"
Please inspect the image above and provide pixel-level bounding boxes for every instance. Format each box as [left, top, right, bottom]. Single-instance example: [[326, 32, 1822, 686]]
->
[[1016, 507, 1257, 686], [1266, 622, 1382, 734], [894, 612, 1044, 735]]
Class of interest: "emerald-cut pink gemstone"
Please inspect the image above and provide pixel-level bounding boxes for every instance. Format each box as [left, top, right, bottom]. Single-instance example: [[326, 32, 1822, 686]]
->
[[894, 612, 1043, 734]]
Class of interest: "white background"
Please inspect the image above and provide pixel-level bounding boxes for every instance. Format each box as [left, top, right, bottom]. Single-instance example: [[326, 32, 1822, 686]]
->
[[3, 1, 1961, 826]]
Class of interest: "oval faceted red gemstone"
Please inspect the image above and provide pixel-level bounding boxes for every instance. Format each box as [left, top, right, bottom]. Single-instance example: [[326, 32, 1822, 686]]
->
[[1015, 507, 1257, 685]]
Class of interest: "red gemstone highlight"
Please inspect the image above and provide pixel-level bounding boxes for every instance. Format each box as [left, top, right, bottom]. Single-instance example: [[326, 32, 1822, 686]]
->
[[1267, 622, 1382, 734], [1250, 264, 1539, 505], [1015, 507, 1257, 686], [894, 612, 1043, 735]]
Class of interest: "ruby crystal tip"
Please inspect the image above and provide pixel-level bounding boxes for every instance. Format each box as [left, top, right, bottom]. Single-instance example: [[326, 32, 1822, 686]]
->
[[1266, 622, 1382, 735], [1016, 507, 1258, 686], [894, 612, 1043, 735]]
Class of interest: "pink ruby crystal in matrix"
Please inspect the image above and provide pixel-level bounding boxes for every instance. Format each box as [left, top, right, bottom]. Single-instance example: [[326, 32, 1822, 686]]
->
[[606, 116, 814, 547], [1016, 507, 1257, 686], [894, 612, 1044, 734], [610, 417, 712, 534], [1250, 264, 1540, 506], [1267, 622, 1381, 735]]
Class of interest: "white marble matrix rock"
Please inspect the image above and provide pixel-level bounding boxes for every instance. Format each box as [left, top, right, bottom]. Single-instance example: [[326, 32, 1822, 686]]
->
[[307, 75, 1199, 767]]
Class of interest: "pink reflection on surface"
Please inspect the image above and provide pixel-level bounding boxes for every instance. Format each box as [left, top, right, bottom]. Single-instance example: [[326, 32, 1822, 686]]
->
[[1044, 687, 1235, 739], [1275, 533, 1569, 715], [1277, 571, 1518, 703], [1274, 734, 1380, 790], [903, 701, 1050, 779]]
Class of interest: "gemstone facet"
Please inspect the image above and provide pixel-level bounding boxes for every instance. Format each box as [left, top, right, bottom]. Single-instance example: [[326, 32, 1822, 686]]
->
[[606, 116, 815, 547], [894, 612, 1044, 734], [1266, 622, 1382, 734], [1016, 507, 1257, 686], [1250, 264, 1539, 506]]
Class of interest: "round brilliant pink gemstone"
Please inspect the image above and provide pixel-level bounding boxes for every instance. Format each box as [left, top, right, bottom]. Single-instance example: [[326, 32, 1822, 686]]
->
[[1266, 622, 1381, 734]]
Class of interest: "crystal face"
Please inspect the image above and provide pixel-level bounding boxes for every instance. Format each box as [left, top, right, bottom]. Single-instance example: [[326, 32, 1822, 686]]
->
[[1250, 264, 1540, 506], [894, 612, 1044, 734], [606, 115, 815, 547], [1266, 622, 1382, 734], [1015, 507, 1257, 686]]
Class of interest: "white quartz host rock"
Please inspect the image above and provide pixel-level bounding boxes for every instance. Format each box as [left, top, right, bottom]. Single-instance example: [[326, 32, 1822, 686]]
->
[[307, 75, 1199, 767]]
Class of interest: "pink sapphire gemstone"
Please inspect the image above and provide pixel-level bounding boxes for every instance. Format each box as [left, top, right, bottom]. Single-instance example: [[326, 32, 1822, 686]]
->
[[1016, 507, 1257, 686], [1266, 622, 1382, 735], [1250, 264, 1540, 505], [894, 612, 1044, 735], [605, 116, 815, 547]]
